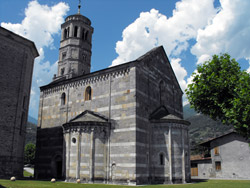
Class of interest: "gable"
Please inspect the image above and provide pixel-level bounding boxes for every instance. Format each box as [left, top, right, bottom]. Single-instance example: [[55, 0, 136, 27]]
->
[[149, 105, 189, 125], [69, 110, 108, 123], [149, 105, 170, 120], [136, 46, 183, 94]]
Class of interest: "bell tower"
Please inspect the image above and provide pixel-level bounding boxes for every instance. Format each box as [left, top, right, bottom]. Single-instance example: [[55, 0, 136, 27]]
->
[[55, 1, 94, 80]]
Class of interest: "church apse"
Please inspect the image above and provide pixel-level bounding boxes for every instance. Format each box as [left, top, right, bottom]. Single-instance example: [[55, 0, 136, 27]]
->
[[62, 111, 110, 182]]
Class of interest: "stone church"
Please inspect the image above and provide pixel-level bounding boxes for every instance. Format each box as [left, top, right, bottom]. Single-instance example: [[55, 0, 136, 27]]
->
[[35, 4, 191, 185]]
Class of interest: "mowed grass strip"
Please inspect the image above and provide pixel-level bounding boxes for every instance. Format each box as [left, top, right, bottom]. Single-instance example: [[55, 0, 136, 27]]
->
[[0, 179, 250, 188], [23, 170, 33, 178]]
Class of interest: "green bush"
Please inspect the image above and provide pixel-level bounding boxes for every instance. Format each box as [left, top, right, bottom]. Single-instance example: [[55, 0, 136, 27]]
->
[[24, 143, 36, 165]]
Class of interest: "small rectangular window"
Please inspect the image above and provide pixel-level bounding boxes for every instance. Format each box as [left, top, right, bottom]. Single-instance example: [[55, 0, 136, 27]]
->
[[215, 161, 221, 171], [62, 52, 66, 60], [61, 68, 65, 76], [160, 153, 164, 165], [214, 147, 219, 155]]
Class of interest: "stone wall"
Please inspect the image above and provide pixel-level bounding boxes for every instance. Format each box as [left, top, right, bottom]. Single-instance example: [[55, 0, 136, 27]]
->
[[36, 64, 137, 182], [0, 27, 38, 178], [35, 127, 64, 179], [192, 133, 250, 180], [134, 47, 186, 184], [210, 133, 250, 179], [35, 46, 190, 185]]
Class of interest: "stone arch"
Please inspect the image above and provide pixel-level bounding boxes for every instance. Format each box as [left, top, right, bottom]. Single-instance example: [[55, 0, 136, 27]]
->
[[51, 152, 63, 179], [85, 31, 88, 41], [84, 86, 92, 101], [82, 28, 85, 39], [63, 28, 67, 39], [61, 92, 66, 105], [159, 152, 165, 165], [67, 27, 70, 38], [74, 26, 78, 37]]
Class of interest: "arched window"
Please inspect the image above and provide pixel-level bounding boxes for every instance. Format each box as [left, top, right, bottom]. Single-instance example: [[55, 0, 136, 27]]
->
[[67, 27, 70, 38], [85, 86, 92, 101], [74, 26, 78, 37], [159, 80, 164, 104], [64, 29, 67, 39], [85, 31, 88, 41], [82, 29, 85, 39], [159, 153, 165, 165], [61, 93, 66, 105], [60, 68, 65, 76]]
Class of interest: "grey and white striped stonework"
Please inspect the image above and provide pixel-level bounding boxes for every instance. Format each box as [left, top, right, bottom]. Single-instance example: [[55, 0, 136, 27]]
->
[[34, 9, 191, 185]]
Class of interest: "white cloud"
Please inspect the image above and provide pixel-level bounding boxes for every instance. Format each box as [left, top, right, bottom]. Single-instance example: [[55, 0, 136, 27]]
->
[[191, 0, 250, 65], [170, 58, 187, 92], [1, 0, 69, 119], [1, 0, 69, 49], [29, 61, 58, 116], [197, 54, 211, 65], [247, 58, 250, 73], [111, 0, 216, 97], [111, 0, 216, 67]]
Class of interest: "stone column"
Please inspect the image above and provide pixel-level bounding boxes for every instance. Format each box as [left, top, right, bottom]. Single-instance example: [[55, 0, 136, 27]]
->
[[107, 74, 112, 183], [62, 132, 66, 179], [169, 126, 172, 183], [66, 132, 71, 180], [76, 131, 81, 179], [182, 128, 186, 183], [89, 128, 95, 182]]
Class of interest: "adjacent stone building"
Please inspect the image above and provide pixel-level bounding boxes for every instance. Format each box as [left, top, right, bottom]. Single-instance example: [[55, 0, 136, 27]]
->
[[35, 7, 191, 185], [191, 132, 250, 179], [0, 27, 39, 177]]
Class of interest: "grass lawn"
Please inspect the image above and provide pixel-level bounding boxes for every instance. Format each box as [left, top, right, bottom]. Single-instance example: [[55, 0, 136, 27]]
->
[[0, 179, 250, 188], [23, 170, 33, 178]]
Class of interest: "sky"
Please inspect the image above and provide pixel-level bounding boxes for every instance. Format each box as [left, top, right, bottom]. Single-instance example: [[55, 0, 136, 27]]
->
[[1, 0, 250, 119]]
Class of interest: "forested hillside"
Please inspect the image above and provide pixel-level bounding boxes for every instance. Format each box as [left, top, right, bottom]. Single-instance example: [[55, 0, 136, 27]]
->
[[183, 104, 233, 154], [25, 118, 37, 145]]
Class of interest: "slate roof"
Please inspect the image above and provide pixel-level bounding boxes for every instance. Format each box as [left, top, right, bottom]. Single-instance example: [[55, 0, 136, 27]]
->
[[62, 110, 110, 130], [69, 110, 109, 123], [149, 105, 190, 125], [199, 131, 237, 147]]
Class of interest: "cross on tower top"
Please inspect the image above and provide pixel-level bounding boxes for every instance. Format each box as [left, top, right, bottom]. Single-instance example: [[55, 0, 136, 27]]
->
[[78, 0, 81, 14]]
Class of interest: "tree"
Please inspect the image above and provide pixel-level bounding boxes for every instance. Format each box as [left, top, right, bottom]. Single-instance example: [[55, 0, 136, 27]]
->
[[186, 53, 250, 138], [24, 143, 36, 165]]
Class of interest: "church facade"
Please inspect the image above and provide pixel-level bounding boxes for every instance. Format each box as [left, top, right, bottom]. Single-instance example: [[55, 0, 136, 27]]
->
[[35, 7, 191, 185]]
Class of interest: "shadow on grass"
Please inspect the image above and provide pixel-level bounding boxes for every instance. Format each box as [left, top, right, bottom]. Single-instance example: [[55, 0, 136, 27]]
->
[[191, 178, 209, 184], [0, 185, 6, 188]]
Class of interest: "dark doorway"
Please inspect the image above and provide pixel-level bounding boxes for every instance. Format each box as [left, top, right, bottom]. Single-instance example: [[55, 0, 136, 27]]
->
[[56, 160, 62, 179], [51, 155, 63, 179]]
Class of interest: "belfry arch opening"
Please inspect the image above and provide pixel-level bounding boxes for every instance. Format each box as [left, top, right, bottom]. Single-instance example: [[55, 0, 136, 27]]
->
[[63, 29, 67, 39], [74, 26, 78, 37]]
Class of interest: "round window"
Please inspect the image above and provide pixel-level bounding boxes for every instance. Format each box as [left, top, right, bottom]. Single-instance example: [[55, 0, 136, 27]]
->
[[72, 137, 76, 144]]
